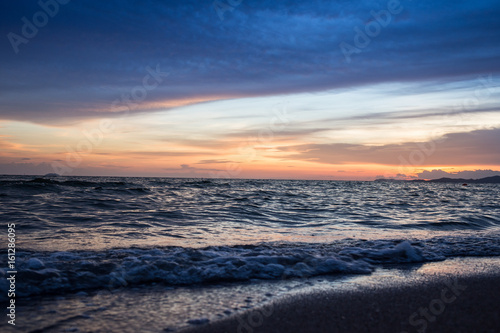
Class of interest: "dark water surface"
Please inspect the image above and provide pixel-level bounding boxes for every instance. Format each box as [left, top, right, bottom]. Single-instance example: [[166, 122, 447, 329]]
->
[[1, 175, 499, 299]]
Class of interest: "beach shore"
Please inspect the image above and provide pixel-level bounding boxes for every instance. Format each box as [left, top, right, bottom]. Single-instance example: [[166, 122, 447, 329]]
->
[[3, 257, 499, 332], [181, 257, 500, 333]]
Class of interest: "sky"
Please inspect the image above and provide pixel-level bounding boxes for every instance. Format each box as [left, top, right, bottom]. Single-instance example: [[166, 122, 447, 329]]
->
[[1, 0, 499, 180]]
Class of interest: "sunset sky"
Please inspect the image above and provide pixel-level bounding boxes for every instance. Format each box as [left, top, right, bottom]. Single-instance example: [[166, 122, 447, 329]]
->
[[1, 0, 499, 180]]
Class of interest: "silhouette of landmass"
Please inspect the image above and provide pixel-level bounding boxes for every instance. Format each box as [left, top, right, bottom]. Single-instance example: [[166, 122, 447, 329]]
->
[[427, 175, 500, 183], [375, 175, 500, 183]]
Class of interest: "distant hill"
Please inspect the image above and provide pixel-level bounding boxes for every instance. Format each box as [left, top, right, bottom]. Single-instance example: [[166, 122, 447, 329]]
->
[[428, 175, 500, 183], [375, 175, 500, 183]]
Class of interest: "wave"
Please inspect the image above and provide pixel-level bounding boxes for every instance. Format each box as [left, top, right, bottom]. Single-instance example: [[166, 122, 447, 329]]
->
[[0, 178, 136, 195], [27, 178, 127, 187], [2, 235, 499, 300]]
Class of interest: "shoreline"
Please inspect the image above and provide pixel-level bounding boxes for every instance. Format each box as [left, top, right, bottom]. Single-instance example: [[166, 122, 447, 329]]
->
[[2, 257, 499, 332], [181, 257, 500, 333]]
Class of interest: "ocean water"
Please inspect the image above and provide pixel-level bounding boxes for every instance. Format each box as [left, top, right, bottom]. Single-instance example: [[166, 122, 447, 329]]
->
[[1, 175, 500, 331]]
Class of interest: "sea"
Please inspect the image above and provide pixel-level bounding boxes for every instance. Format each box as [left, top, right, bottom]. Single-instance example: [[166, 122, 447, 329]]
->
[[1, 175, 499, 332]]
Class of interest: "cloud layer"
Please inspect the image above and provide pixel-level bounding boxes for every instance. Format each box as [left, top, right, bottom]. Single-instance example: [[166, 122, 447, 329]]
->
[[277, 128, 500, 166], [1, 0, 500, 123]]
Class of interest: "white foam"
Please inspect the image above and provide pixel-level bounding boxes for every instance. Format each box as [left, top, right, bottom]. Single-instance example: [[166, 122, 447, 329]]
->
[[3, 234, 499, 300]]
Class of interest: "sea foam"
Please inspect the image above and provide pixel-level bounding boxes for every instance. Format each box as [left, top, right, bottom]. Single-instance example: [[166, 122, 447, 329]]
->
[[2, 235, 499, 300]]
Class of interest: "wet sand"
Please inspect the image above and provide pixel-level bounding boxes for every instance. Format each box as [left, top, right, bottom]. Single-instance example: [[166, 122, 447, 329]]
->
[[181, 257, 500, 333]]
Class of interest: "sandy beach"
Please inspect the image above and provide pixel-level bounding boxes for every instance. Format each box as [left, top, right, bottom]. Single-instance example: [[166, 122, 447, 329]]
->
[[181, 257, 500, 333]]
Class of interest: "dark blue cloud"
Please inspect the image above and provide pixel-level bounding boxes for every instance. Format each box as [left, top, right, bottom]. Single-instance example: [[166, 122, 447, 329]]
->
[[1, 0, 499, 123]]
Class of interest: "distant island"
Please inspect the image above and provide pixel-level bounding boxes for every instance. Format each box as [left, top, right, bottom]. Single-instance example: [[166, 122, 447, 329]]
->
[[375, 175, 500, 184], [44, 173, 61, 177]]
